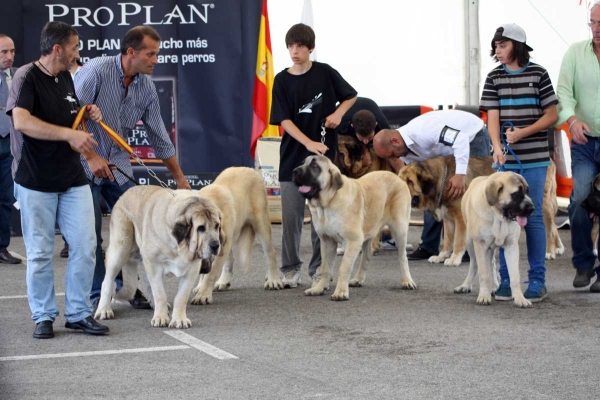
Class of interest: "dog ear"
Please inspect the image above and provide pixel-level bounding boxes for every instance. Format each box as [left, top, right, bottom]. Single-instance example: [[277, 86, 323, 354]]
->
[[330, 168, 344, 191], [516, 174, 530, 194], [420, 177, 436, 197], [485, 178, 503, 206], [172, 220, 191, 244]]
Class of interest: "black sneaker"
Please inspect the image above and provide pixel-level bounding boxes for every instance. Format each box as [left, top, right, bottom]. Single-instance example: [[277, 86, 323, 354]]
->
[[573, 267, 597, 288], [591, 277, 600, 293], [407, 247, 435, 261], [129, 289, 152, 309]]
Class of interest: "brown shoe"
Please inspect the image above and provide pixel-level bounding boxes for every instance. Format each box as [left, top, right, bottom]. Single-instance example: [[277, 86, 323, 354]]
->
[[60, 243, 69, 258], [0, 249, 22, 264]]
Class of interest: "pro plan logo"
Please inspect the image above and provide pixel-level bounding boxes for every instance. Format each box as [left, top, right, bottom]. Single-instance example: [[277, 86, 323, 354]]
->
[[64, 93, 79, 114], [46, 3, 215, 27]]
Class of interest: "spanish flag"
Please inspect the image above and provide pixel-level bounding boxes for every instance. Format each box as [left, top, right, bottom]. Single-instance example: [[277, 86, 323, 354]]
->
[[250, 0, 279, 158]]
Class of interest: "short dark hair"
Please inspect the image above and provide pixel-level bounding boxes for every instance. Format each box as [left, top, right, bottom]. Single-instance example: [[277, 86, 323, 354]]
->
[[352, 110, 377, 138], [120, 26, 161, 55], [285, 23, 315, 50], [490, 39, 530, 67], [40, 21, 78, 56]]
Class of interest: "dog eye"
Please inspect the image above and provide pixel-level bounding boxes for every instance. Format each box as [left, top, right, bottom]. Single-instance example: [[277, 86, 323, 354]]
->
[[215, 223, 219, 230], [198, 225, 206, 232]]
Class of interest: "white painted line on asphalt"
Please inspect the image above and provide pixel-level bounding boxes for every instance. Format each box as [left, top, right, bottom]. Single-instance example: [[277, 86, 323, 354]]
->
[[0, 345, 190, 362], [164, 331, 238, 360], [0, 293, 64, 300]]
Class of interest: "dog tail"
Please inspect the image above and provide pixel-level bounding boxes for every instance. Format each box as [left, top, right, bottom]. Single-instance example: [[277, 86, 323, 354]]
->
[[235, 224, 255, 272], [113, 259, 139, 302]]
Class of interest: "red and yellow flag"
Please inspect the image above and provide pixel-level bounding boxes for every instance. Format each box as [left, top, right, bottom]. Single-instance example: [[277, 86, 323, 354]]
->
[[250, 0, 279, 158]]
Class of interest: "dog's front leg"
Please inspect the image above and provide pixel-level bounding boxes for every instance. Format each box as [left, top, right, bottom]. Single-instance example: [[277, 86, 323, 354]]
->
[[504, 242, 532, 308], [454, 236, 477, 294], [331, 239, 361, 300], [446, 212, 467, 267], [429, 218, 453, 264], [191, 248, 229, 305], [146, 266, 170, 327], [170, 263, 202, 328], [475, 243, 494, 305], [305, 237, 336, 296]]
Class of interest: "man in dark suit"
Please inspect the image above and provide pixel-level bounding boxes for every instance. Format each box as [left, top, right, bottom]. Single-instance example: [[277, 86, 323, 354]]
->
[[0, 34, 21, 264]]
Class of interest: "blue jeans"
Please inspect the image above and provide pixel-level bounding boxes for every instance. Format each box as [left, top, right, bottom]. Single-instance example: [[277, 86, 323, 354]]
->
[[569, 139, 600, 274], [498, 167, 547, 284], [420, 127, 492, 252], [0, 136, 14, 252], [14, 183, 96, 323], [90, 179, 135, 303]]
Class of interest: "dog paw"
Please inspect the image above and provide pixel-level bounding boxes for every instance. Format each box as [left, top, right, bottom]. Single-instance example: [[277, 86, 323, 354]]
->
[[444, 256, 462, 267], [428, 255, 446, 264], [349, 278, 364, 287], [513, 296, 533, 308], [476, 294, 493, 305], [556, 247, 565, 256], [190, 293, 213, 305], [264, 277, 284, 290], [214, 281, 231, 291], [151, 314, 170, 327], [401, 279, 417, 290], [304, 287, 326, 296], [545, 252, 555, 260], [331, 289, 349, 301], [169, 317, 192, 329], [94, 308, 114, 320], [453, 285, 472, 294]]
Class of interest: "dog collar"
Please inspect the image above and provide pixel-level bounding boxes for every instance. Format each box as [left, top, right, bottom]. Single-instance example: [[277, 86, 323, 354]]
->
[[434, 165, 448, 209]]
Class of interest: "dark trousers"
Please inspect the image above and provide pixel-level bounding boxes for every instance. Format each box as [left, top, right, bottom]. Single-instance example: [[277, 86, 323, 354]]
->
[[0, 135, 14, 252]]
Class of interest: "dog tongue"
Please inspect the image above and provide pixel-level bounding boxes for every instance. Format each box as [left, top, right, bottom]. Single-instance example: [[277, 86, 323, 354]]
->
[[298, 185, 312, 194], [516, 216, 527, 227]]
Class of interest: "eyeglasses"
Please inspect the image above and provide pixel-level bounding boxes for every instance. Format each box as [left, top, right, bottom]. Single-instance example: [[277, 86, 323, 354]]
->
[[588, 21, 600, 28]]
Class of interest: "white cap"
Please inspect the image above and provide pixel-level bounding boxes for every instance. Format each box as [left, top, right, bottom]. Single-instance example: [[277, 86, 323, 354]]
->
[[494, 23, 533, 51]]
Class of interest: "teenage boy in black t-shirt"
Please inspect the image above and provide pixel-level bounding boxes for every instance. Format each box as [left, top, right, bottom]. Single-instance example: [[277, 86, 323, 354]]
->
[[7, 21, 109, 339], [270, 23, 357, 288]]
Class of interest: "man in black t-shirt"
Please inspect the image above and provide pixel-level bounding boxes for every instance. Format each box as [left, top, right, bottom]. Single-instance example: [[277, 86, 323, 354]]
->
[[6, 21, 109, 339], [269, 23, 357, 288]]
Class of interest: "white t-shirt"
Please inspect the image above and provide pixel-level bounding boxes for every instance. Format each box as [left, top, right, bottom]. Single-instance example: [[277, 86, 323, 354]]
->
[[398, 109, 484, 175]]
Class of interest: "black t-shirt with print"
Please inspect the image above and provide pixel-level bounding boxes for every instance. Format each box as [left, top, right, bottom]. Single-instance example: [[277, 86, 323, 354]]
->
[[270, 62, 357, 181], [7, 63, 88, 192]]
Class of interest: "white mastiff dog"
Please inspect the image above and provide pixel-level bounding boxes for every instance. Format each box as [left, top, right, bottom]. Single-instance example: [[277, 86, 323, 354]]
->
[[95, 186, 223, 328], [454, 172, 534, 308]]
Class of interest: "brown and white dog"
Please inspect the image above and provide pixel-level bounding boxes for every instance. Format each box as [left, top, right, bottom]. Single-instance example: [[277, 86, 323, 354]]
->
[[292, 155, 416, 300]]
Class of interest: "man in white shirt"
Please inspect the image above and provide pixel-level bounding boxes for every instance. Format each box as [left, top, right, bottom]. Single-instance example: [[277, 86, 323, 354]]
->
[[373, 109, 490, 260]]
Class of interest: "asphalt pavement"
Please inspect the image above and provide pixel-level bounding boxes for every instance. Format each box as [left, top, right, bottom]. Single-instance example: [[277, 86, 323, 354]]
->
[[0, 211, 598, 400]]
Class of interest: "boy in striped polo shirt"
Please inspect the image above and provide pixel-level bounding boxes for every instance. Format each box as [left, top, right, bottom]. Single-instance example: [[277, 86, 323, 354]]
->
[[480, 23, 558, 303]]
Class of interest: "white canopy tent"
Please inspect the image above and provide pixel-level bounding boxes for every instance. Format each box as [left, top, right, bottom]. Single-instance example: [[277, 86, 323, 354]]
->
[[268, 0, 592, 108]]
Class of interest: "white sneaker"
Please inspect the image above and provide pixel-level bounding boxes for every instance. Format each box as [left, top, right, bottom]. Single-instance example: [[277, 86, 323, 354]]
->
[[282, 270, 301, 288]]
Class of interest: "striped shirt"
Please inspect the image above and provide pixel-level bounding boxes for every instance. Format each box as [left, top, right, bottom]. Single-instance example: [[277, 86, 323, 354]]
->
[[74, 55, 175, 185], [480, 62, 558, 169]]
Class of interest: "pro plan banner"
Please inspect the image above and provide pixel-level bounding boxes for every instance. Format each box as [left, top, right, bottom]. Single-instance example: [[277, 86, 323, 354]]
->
[[1, 0, 261, 179]]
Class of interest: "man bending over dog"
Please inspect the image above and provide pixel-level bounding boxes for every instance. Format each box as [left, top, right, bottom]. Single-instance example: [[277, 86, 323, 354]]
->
[[373, 109, 491, 260]]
